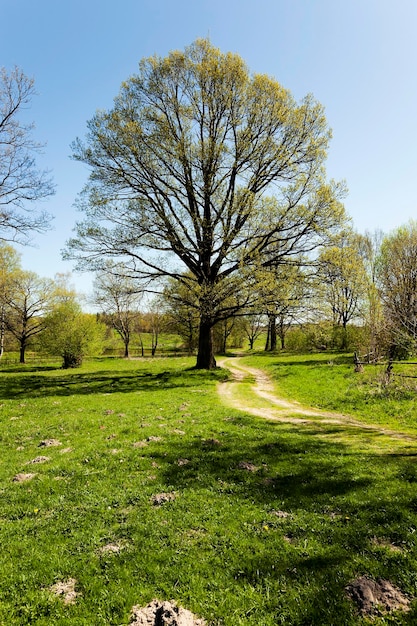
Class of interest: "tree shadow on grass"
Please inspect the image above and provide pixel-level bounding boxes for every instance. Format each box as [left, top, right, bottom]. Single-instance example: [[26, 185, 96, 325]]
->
[[148, 420, 417, 623], [246, 352, 353, 367], [154, 423, 375, 511], [0, 367, 224, 399]]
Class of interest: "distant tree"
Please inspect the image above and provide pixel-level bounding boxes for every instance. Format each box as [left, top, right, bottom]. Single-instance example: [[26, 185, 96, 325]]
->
[[163, 277, 200, 355], [318, 231, 367, 349], [242, 313, 265, 350], [0, 67, 54, 242], [65, 39, 346, 369], [359, 230, 384, 358], [253, 261, 310, 351], [93, 264, 143, 357], [215, 315, 236, 355], [143, 299, 167, 356], [3, 270, 55, 363], [377, 221, 417, 357], [42, 298, 106, 368], [0, 243, 22, 357]]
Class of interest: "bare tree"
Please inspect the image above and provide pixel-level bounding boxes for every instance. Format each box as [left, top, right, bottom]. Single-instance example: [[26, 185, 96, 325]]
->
[[0, 67, 54, 242]]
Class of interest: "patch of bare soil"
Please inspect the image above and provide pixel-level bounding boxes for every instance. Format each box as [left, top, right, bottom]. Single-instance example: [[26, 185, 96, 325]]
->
[[130, 599, 207, 626], [371, 537, 403, 552], [237, 461, 258, 472], [98, 541, 127, 555], [133, 441, 148, 448], [39, 439, 62, 447], [346, 577, 411, 616], [49, 578, 79, 605], [270, 510, 291, 519], [12, 472, 36, 482], [26, 456, 50, 464], [151, 492, 176, 506], [202, 438, 221, 447]]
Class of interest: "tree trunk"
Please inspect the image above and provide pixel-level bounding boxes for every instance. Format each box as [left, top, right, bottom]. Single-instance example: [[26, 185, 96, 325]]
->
[[269, 315, 277, 351], [196, 318, 216, 369], [341, 322, 348, 350], [151, 330, 158, 356], [19, 340, 26, 364], [124, 340, 129, 358], [264, 322, 270, 351], [278, 318, 285, 350], [0, 307, 4, 359]]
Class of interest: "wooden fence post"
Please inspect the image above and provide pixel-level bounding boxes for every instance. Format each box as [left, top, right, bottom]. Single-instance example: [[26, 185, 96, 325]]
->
[[353, 352, 363, 373], [384, 359, 393, 385]]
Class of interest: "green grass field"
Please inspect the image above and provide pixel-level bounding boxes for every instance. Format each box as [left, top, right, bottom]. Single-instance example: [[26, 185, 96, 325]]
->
[[1, 354, 417, 624]]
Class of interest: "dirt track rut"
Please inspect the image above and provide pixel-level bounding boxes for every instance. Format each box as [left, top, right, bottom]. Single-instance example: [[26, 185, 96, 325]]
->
[[217, 356, 417, 441]]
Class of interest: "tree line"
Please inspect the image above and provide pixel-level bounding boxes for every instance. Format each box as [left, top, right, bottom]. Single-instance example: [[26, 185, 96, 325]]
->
[[2, 220, 417, 367]]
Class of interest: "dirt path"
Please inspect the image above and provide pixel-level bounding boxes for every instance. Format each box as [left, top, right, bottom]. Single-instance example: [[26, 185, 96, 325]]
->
[[217, 356, 417, 441]]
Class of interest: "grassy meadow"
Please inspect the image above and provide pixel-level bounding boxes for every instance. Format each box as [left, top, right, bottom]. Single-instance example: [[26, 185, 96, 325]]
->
[[1, 353, 417, 624]]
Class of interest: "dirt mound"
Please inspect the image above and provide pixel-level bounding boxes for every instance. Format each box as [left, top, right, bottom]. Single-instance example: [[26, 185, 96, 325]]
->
[[130, 599, 206, 625], [12, 472, 36, 482], [39, 439, 62, 447], [151, 492, 176, 506], [238, 461, 257, 472], [26, 455, 50, 464], [346, 576, 410, 615], [49, 578, 79, 605]]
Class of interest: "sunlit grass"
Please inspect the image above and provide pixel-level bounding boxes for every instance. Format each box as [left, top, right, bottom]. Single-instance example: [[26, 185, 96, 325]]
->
[[1, 356, 417, 624], [242, 351, 417, 433]]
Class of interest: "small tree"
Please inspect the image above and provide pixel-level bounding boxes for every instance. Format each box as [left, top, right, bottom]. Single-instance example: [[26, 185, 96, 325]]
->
[[4, 270, 55, 363], [318, 231, 367, 349], [162, 277, 200, 354], [93, 265, 143, 357], [358, 230, 385, 358], [0, 243, 22, 357], [253, 262, 310, 351], [377, 221, 417, 357], [243, 313, 265, 350], [42, 300, 106, 367]]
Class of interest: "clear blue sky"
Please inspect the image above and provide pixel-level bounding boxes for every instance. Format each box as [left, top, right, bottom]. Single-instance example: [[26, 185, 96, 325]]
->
[[2, 0, 417, 297]]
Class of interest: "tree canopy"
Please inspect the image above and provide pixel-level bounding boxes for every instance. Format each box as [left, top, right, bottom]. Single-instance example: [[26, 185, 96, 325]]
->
[[0, 67, 54, 242], [65, 39, 346, 368], [378, 221, 417, 355]]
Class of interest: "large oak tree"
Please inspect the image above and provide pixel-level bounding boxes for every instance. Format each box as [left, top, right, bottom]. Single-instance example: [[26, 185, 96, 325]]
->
[[65, 39, 345, 368]]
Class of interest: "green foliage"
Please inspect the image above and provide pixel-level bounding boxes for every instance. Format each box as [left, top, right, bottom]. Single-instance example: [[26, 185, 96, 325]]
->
[[318, 231, 367, 333], [378, 221, 417, 351], [41, 300, 106, 367], [282, 324, 367, 353]]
